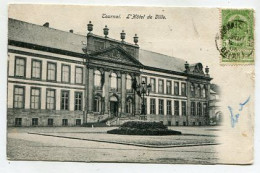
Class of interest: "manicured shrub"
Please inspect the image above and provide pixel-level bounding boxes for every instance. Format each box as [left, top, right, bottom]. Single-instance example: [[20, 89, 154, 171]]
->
[[107, 121, 181, 136]]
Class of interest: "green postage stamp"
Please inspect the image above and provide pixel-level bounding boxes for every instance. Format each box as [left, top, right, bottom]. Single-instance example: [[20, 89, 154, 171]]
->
[[219, 9, 254, 65]]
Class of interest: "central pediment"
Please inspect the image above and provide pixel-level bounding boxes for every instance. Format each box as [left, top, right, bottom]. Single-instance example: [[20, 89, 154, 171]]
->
[[88, 45, 143, 67]]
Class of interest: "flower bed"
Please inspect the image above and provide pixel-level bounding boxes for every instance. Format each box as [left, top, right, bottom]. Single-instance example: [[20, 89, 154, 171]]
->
[[107, 121, 181, 136]]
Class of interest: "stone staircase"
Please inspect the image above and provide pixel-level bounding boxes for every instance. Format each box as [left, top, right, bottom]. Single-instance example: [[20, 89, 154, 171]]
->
[[106, 116, 141, 126]]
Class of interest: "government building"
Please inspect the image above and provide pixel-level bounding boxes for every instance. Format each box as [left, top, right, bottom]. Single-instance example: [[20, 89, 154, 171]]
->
[[7, 18, 212, 127]]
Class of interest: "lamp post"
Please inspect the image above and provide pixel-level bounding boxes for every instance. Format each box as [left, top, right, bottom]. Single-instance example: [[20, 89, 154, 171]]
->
[[139, 81, 151, 120]]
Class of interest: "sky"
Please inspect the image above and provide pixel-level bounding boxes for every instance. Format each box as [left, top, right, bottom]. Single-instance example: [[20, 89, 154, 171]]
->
[[9, 5, 221, 83]]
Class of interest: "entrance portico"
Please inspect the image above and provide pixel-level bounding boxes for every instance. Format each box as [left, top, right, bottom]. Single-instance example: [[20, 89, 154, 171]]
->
[[85, 35, 143, 123]]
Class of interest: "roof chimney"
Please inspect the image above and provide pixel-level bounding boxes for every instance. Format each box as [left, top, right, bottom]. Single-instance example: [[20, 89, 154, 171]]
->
[[43, 22, 49, 27], [69, 29, 73, 33]]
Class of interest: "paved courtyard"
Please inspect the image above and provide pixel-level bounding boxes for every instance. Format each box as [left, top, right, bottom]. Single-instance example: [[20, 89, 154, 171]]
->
[[7, 126, 220, 164]]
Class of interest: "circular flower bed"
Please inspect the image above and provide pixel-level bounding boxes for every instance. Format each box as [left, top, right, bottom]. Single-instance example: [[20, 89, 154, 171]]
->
[[107, 121, 181, 136]]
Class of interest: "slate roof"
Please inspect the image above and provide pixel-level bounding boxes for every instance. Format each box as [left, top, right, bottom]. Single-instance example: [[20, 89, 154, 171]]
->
[[8, 18, 86, 54], [8, 18, 186, 73]]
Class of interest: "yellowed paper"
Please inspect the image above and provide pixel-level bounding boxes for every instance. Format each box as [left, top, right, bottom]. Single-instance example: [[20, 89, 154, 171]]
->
[[7, 5, 254, 164]]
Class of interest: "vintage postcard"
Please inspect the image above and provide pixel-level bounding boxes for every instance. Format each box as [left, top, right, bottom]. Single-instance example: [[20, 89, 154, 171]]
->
[[7, 5, 254, 164]]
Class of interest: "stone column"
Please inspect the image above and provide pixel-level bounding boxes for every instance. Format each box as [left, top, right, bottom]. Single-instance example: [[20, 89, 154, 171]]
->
[[121, 73, 126, 115], [88, 68, 94, 113], [104, 70, 110, 114], [135, 74, 141, 115]]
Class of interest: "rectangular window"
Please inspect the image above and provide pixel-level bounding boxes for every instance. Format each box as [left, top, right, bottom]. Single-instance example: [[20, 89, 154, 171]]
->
[[75, 92, 82, 111], [159, 99, 164, 115], [62, 119, 68, 126], [167, 100, 172, 115], [61, 91, 69, 110], [32, 118, 38, 126], [158, 79, 164, 93], [47, 62, 56, 81], [150, 98, 156, 114], [48, 119, 53, 126], [15, 118, 22, 126], [176, 121, 179, 126], [46, 89, 55, 110], [197, 102, 202, 116], [15, 57, 26, 77], [174, 82, 179, 95], [150, 78, 156, 93], [31, 60, 41, 79], [166, 80, 172, 95], [203, 103, 208, 117], [183, 122, 186, 126], [191, 102, 196, 116], [61, 64, 70, 83], [182, 101, 186, 116], [181, 83, 186, 96], [168, 121, 171, 126], [31, 88, 41, 109], [76, 119, 81, 126], [75, 67, 83, 84], [14, 86, 25, 108], [174, 100, 179, 116]]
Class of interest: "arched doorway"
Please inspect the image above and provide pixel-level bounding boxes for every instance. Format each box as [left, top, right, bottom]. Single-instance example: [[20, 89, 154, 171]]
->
[[110, 96, 118, 117]]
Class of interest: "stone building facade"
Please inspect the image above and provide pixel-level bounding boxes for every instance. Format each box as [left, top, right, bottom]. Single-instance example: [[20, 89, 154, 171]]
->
[[7, 18, 212, 127]]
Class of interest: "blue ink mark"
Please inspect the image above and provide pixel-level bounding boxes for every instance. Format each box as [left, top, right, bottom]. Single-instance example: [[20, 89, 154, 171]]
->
[[228, 96, 250, 128], [239, 96, 250, 111]]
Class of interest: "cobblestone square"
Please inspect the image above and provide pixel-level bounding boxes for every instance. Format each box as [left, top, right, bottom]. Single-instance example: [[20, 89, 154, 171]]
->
[[7, 126, 220, 164]]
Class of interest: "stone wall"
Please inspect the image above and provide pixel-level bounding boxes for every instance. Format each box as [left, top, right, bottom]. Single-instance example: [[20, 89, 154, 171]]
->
[[7, 108, 83, 126]]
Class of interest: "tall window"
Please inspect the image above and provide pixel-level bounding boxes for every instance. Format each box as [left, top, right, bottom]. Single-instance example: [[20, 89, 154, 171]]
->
[[110, 72, 117, 89], [202, 86, 206, 98], [166, 81, 172, 95], [174, 100, 179, 115], [126, 74, 132, 92], [94, 70, 102, 88], [159, 99, 164, 115], [75, 67, 83, 84], [14, 86, 25, 108], [31, 88, 40, 109], [167, 100, 172, 115], [150, 78, 156, 93], [181, 83, 186, 96], [74, 92, 82, 111], [62, 64, 70, 83], [15, 57, 26, 77], [197, 86, 202, 98], [182, 101, 186, 116], [126, 98, 133, 113], [31, 60, 41, 79], [94, 96, 101, 112], [191, 102, 196, 116], [158, 79, 164, 93], [46, 89, 55, 110], [61, 91, 69, 110], [47, 62, 56, 81], [150, 98, 156, 114], [203, 103, 208, 117], [191, 84, 195, 97], [174, 82, 179, 95], [197, 102, 202, 116]]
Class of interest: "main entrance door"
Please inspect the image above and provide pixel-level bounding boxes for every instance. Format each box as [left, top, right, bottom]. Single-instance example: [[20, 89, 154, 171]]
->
[[110, 101, 118, 117]]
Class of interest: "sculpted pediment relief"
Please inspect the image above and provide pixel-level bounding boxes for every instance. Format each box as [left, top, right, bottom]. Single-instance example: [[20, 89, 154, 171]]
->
[[90, 46, 142, 67]]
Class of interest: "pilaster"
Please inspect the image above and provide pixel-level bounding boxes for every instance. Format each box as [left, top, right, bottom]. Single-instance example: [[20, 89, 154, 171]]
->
[[121, 73, 126, 114]]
